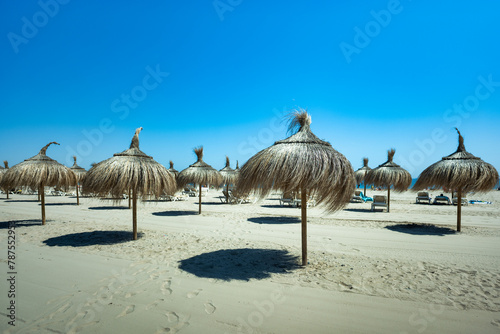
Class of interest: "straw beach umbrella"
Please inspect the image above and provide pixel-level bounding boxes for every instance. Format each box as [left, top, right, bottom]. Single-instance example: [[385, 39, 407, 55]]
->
[[70, 156, 86, 205], [82, 127, 176, 240], [365, 149, 412, 212], [177, 147, 222, 214], [354, 158, 371, 196], [219, 156, 238, 202], [0, 142, 76, 224], [168, 161, 179, 179], [2, 161, 9, 198], [237, 110, 355, 266], [413, 128, 498, 232]]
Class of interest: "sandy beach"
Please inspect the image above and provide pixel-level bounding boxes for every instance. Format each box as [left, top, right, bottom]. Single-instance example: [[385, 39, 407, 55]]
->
[[1, 189, 499, 333]]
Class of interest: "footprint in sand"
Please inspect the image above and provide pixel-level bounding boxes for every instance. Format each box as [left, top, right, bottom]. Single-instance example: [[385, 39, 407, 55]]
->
[[161, 279, 173, 295], [492, 319, 500, 327], [165, 311, 179, 322], [147, 299, 165, 310], [116, 305, 135, 318], [204, 302, 216, 314], [187, 289, 202, 299]]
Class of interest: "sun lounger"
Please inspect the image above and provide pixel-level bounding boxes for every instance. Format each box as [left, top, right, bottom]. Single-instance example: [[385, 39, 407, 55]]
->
[[351, 190, 363, 203], [452, 197, 468, 206], [359, 192, 373, 202], [416, 191, 431, 204], [371, 195, 388, 211], [280, 192, 297, 207], [433, 196, 451, 205]]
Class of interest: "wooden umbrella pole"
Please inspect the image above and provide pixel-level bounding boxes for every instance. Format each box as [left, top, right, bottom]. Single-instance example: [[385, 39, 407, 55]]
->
[[38, 191, 40, 202], [387, 187, 391, 213], [363, 171, 367, 197], [198, 184, 202, 214], [457, 189, 462, 232], [128, 188, 131, 209], [301, 188, 307, 266], [40, 183, 46, 225], [132, 188, 138, 240], [6, 187, 9, 199], [76, 183, 80, 205], [226, 184, 229, 203]]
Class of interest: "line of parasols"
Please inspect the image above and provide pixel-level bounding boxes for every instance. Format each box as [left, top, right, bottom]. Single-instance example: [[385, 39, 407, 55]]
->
[[0, 111, 498, 266]]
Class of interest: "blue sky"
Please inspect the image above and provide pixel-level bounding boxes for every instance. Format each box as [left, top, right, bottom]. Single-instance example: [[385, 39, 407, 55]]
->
[[1, 0, 499, 179]]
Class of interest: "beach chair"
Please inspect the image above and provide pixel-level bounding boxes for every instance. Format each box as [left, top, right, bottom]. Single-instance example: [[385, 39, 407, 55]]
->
[[280, 192, 296, 207], [351, 190, 363, 203], [359, 192, 373, 203], [452, 197, 468, 206], [183, 187, 196, 197], [433, 195, 451, 205], [371, 195, 388, 211], [416, 191, 431, 204]]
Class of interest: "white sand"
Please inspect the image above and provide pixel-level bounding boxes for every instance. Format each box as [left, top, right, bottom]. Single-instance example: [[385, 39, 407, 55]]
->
[[1, 189, 499, 333]]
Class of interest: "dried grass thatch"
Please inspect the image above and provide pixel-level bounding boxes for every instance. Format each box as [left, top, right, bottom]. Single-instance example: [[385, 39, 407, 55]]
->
[[1, 143, 76, 191], [413, 129, 499, 231], [413, 129, 498, 192], [219, 156, 238, 185], [70, 156, 87, 205], [83, 128, 176, 198], [70, 156, 86, 182], [168, 160, 179, 178], [354, 157, 371, 196], [236, 109, 355, 265], [354, 158, 371, 184], [82, 128, 176, 239], [365, 149, 412, 212], [0, 142, 76, 224], [237, 110, 355, 212], [177, 147, 222, 214], [365, 149, 412, 191]]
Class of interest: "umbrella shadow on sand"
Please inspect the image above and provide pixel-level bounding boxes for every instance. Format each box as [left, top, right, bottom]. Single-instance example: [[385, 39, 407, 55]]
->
[[42, 202, 77, 206], [152, 210, 198, 216], [247, 216, 300, 224], [4, 199, 40, 203], [0, 219, 44, 229], [43, 231, 144, 247], [179, 248, 300, 281], [386, 223, 456, 236], [88, 206, 130, 210]]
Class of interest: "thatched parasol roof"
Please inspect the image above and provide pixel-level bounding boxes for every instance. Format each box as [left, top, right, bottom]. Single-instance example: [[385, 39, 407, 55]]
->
[[0, 142, 76, 224], [413, 129, 499, 193], [413, 129, 498, 232], [0, 142, 76, 190], [354, 158, 371, 184], [219, 156, 238, 185], [237, 110, 355, 212], [237, 109, 355, 266], [168, 160, 179, 178], [365, 149, 412, 191], [177, 147, 222, 188], [70, 156, 86, 182], [83, 127, 176, 239], [82, 127, 176, 198]]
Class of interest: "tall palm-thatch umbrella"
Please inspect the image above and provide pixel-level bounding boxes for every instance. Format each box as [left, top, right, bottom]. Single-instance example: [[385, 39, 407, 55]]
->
[[237, 110, 355, 266], [365, 149, 412, 212], [70, 156, 86, 205], [219, 156, 238, 202], [354, 158, 371, 196], [177, 147, 222, 214], [2, 161, 9, 199], [0, 143, 76, 224], [168, 161, 179, 178], [0, 163, 4, 198], [413, 128, 498, 232], [83, 127, 176, 240]]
